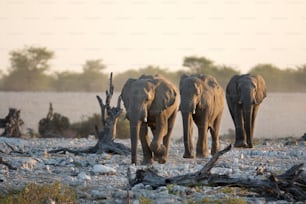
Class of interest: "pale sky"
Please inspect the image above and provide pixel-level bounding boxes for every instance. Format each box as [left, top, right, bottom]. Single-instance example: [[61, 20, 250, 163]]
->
[[0, 0, 305, 74]]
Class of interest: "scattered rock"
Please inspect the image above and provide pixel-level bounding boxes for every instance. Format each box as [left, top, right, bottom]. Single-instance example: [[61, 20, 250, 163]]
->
[[92, 164, 116, 175], [0, 137, 305, 204], [78, 172, 91, 181]]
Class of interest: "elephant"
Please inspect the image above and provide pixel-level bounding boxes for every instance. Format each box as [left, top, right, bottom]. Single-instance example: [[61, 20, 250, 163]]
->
[[179, 74, 224, 158], [121, 74, 179, 165], [226, 74, 267, 148]]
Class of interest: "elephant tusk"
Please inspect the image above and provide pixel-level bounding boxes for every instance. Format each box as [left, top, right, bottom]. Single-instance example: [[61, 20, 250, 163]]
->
[[144, 117, 147, 123], [193, 109, 196, 114]]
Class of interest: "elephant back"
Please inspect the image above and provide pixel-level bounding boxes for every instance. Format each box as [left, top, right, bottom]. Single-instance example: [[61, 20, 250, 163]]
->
[[180, 74, 224, 110]]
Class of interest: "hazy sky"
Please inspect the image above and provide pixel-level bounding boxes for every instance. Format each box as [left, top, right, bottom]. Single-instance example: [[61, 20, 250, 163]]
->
[[0, 0, 305, 74]]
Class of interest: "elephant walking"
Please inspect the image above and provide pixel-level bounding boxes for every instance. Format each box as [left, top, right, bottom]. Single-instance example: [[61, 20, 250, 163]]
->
[[226, 74, 267, 148], [121, 75, 179, 165], [179, 74, 224, 158]]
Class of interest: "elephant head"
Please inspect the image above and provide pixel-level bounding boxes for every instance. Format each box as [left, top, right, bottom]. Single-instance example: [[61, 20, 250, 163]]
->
[[179, 74, 217, 113], [121, 74, 178, 164], [226, 74, 266, 148]]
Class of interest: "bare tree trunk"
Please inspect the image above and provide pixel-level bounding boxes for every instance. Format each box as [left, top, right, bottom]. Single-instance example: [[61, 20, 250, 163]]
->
[[49, 72, 130, 155], [0, 108, 24, 137]]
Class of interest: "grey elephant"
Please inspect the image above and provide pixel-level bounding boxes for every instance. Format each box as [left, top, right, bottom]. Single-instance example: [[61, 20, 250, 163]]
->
[[226, 74, 266, 148], [179, 74, 224, 158], [121, 75, 179, 164]]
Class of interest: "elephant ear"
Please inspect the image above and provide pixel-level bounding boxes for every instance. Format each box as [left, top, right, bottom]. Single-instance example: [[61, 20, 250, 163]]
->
[[226, 75, 241, 102], [151, 77, 178, 114], [120, 78, 137, 109], [254, 74, 267, 104]]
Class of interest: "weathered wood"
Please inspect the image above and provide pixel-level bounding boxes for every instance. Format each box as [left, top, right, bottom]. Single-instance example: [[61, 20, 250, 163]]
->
[[129, 145, 305, 201], [0, 156, 16, 170], [0, 108, 24, 137], [130, 145, 232, 188], [49, 72, 130, 155]]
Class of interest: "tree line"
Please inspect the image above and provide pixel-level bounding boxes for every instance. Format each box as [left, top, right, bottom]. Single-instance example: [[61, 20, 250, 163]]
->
[[1, 46, 306, 92]]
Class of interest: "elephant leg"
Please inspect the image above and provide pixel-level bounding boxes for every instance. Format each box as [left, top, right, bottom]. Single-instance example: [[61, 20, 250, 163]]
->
[[196, 111, 209, 158], [162, 110, 177, 161], [130, 121, 141, 164], [150, 115, 168, 163], [247, 105, 259, 148], [234, 104, 247, 147], [139, 123, 153, 164], [210, 113, 222, 155]]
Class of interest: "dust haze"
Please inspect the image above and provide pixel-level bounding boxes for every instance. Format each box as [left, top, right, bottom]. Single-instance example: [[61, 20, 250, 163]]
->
[[1, 92, 305, 139]]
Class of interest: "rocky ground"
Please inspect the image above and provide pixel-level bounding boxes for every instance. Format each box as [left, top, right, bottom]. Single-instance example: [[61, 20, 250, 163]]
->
[[0, 136, 305, 204]]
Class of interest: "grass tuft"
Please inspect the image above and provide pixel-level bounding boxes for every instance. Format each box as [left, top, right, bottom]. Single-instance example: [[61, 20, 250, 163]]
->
[[0, 182, 77, 204]]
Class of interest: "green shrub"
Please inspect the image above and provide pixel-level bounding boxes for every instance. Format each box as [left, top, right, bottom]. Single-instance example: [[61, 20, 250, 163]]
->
[[70, 112, 130, 139], [70, 113, 102, 138], [139, 196, 153, 204], [116, 112, 130, 139]]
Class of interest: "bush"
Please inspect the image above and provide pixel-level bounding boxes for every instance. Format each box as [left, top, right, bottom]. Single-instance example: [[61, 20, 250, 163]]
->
[[70, 113, 102, 138], [116, 112, 130, 139], [70, 112, 130, 139]]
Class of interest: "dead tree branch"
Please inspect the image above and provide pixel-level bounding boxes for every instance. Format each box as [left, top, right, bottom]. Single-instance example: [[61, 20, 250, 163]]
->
[[0, 108, 24, 137], [49, 72, 130, 155], [129, 145, 305, 201]]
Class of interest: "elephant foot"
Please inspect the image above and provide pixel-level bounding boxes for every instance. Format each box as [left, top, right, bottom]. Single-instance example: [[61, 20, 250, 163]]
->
[[150, 143, 166, 156], [153, 154, 167, 164], [196, 152, 209, 158], [247, 143, 253, 148], [211, 147, 220, 155], [234, 141, 248, 148], [183, 152, 195, 159]]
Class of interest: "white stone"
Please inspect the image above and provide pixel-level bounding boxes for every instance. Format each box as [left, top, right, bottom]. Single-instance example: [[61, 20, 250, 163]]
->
[[20, 158, 38, 170], [78, 172, 91, 180], [93, 164, 116, 175], [131, 183, 145, 191]]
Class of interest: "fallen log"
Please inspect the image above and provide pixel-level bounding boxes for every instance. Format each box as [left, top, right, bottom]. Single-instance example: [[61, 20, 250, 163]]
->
[[49, 72, 130, 155], [129, 145, 305, 201]]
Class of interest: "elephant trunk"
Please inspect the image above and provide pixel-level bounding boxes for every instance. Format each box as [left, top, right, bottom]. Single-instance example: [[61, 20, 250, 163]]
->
[[181, 111, 195, 158], [179, 100, 196, 114], [130, 120, 141, 164], [127, 103, 148, 123]]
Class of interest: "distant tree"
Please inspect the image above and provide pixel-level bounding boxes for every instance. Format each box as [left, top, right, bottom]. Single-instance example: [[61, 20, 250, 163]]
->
[[295, 64, 306, 86], [82, 59, 106, 73], [138, 65, 169, 75], [52, 71, 82, 92], [182, 56, 239, 88], [80, 59, 107, 91], [113, 65, 175, 91], [1, 46, 54, 91], [183, 56, 217, 74], [215, 65, 240, 88]]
